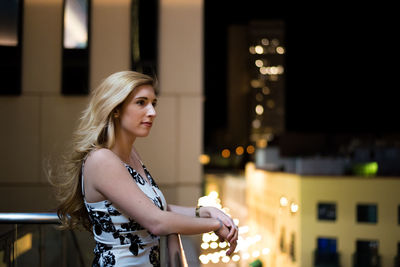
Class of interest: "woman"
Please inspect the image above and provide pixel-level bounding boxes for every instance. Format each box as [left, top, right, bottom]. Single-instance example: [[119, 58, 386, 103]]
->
[[51, 71, 238, 266]]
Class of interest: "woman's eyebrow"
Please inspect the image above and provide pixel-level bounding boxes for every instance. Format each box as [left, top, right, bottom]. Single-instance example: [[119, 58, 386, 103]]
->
[[134, 96, 158, 101]]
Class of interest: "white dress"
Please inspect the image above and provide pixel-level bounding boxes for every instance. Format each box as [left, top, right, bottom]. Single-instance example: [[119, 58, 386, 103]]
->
[[82, 162, 167, 267]]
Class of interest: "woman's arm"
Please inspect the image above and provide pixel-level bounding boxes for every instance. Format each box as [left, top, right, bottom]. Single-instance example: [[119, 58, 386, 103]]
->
[[167, 204, 239, 255], [167, 204, 236, 229], [167, 204, 197, 217], [84, 149, 233, 240]]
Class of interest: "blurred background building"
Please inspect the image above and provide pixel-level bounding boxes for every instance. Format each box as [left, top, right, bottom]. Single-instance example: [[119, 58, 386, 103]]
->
[[0, 0, 399, 267], [201, 1, 400, 267]]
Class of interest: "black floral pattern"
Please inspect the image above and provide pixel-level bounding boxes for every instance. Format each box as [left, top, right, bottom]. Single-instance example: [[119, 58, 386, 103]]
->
[[152, 196, 164, 211], [125, 165, 146, 185], [121, 218, 145, 231], [127, 234, 146, 256], [144, 165, 160, 189], [87, 207, 117, 236], [105, 201, 121, 216], [148, 231, 158, 239], [92, 243, 115, 267], [149, 245, 160, 267]]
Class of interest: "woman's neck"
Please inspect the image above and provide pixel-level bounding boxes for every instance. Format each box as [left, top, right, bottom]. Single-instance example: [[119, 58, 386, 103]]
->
[[111, 134, 135, 164]]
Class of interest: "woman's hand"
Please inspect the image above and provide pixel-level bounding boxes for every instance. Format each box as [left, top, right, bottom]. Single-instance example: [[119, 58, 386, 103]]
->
[[214, 219, 238, 256], [200, 206, 239, 255]]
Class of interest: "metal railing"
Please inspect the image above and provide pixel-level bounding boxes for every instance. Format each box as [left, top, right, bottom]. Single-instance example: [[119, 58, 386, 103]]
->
[[161, 233, 188, 267], [0, 213, 60, 224], [0, 212, 187, 267], [0, 212, 86, 267]]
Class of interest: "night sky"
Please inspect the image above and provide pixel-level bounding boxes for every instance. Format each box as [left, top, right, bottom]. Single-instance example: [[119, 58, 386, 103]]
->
[[204, 1, 399, 150]]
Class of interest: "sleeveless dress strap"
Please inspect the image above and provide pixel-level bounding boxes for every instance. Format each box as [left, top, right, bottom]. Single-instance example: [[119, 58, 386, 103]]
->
[[81, 161, 86, 197]]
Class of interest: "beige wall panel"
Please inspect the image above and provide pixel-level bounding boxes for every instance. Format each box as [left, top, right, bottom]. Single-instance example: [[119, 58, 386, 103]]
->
[[134, 96, 177, 185], [90, 0, 131, 90], [158, 186, 178, 206], [154, 185, 202, 207], [0, 96, 40, 183], [1, 0, 205, 241], [177, 185, 202, 207], [40, 96, 88, 181], [0, 185, 56, 212], [23, 0, 62, 94], [145, 184, 202, 208], [178, 96, 202, 184], [159, 0, 203, 94]]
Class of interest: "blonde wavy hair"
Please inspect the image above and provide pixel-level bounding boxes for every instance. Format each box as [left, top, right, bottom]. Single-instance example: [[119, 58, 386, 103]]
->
[[49, 71, 156, 231]]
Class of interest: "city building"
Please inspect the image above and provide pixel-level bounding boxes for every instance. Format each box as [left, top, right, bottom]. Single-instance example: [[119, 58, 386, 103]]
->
[[202, 162, 400, 267]]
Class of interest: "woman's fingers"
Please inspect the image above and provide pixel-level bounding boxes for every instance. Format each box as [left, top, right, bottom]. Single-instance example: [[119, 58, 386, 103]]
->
[[232, 227, 239, 246], [226, 239, 237, 256], [226, 219, 239, 242], [215, 230, 224, 242], [226, 224, 237, 241], [215, 222, 238, 256], [229, 227, 238, 245], [220, 230, 237, 256], [217, 215, 237, 240], [208, 207, 239, 256]]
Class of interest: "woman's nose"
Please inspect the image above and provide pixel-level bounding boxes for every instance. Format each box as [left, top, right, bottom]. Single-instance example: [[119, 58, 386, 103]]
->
[[147, 104, 156, 117]]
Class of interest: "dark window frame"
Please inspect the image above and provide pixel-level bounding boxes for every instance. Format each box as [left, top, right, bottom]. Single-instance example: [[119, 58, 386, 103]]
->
[[61, 0, 91, 95], [0, 0, 24, 95], [317, 202, 337, 221], [356, 203, 378, 224]]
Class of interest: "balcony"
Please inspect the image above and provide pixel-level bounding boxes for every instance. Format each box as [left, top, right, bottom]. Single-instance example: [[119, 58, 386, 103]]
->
[[313, 251, 340, 267], [0, 212, 187, 267], [353, 252, 381, 267]]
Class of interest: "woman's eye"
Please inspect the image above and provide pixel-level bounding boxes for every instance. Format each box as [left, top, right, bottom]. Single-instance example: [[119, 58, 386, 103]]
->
[[136, 100, 145, 105], [152, 102, 157, 107]]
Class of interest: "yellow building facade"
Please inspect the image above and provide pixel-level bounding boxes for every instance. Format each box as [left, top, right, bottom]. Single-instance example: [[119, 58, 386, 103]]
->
[[245, 162, 400, 267]]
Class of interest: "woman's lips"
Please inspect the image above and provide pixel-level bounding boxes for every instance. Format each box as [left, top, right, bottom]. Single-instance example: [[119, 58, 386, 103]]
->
[[142, 122, 153, 127]]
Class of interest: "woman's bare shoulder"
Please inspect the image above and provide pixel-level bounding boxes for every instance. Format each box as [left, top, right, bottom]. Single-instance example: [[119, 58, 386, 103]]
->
[[85, 148, 121, 168]]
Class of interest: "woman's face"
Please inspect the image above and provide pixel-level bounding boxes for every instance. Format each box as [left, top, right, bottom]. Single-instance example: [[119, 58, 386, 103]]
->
[[117, 84, 157, 139]]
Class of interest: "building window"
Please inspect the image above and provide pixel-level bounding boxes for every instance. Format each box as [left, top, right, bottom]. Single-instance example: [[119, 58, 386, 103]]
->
[[289, 232, 296, 262], [0, 0, 24, 95], [318, 202, 336, 221], [61, 0, 91, 95], [398, 241, 400, 256], [315, 237, 338, 266], [279, 227, 286, 252], [355, 240, 380, 267], [396, 242, 400, 267], [357, 204, 377, 223], [317, 237, 337, 253]]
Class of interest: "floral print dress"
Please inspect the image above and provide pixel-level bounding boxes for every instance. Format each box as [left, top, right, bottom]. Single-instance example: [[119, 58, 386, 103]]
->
[[82, 162, 167, 267]]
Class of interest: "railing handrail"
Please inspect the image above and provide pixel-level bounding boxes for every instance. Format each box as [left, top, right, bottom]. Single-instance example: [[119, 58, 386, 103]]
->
[[0, 212, 60, 224], [0, 212, 188, 266]]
